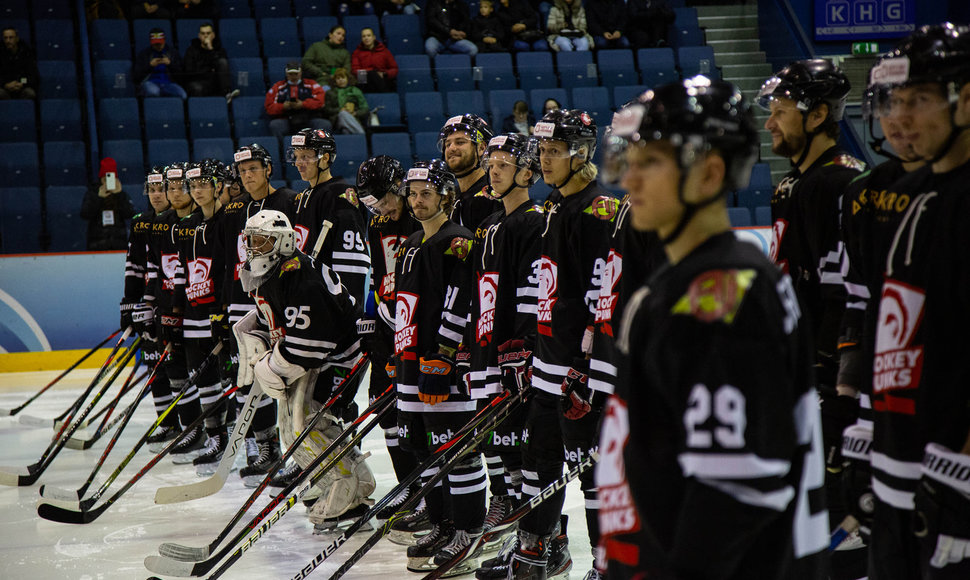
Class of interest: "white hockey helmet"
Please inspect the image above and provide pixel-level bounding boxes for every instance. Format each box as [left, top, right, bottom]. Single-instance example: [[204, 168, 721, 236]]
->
[[241, 210, 296, 289]]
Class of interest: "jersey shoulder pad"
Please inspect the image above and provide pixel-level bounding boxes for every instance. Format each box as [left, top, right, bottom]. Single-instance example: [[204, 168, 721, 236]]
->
[[829, 154, 866, 172], [445, 236, 474, 261], [584, 195, 620, 221], [340, 187, 359, 208], [279, 256, 302, 275], [671, 268, 757, 325]]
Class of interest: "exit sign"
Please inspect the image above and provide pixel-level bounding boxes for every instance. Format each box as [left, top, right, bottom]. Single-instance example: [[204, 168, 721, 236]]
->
[[815, 0, 915, 41]]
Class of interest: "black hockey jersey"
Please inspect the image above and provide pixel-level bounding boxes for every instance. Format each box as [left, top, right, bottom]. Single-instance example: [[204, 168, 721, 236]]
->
[[531, 182, 619, 396], [463, 201, 544, 399], [599, 232, 828, 579], [146, 209, 190, 312], [368, 211, 422, 334], [451, 174, 502, 231], [173, 207, 226, 339], [123, 209, 159, 303], [869, 160, 970, 510], [393, 220, 475, 413], [291, 177, 370, 306]]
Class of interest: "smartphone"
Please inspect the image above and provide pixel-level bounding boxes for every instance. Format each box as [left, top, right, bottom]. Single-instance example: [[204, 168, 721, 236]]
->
[[105, 172, 117, 191]]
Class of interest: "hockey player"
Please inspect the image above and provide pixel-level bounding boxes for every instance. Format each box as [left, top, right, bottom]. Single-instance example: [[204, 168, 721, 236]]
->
[[502, 109, 618, 580], [355, 156, 424, 520], [438, 114, 503, 229], [599, 75, 828, 580], [391, 160, 487, 572], [851, 23, 970, 580], [235, 209, 375, 532]]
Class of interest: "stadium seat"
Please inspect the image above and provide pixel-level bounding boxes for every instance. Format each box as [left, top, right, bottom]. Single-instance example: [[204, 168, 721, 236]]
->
[[0, 143, 40, 187], [365, 93, 406, 130], [488, 89, 527, 127], [678, 46, 718, 78], [98, 98, 140, 142], [434, 54, 474, 92], [736, 188, 771, 213], [43, 141, 87, 186], [556, 52, 597, 87], [636, 47, 677, 88], [246, 136, 283, 172], [0, 187, 42, 253], [270, 179, 288, 191], [148, 139, 190, 167], [94, 59, 135, 99], [144, 98, 187, 140], [748, 162, 773, 190], [672, 25, 705, 49], [475, 53, 515, 94], [45, 186, 87, 252], [445, 90, 487, 119], [414, 132, 440, 160], [342, 15, 380, 50], [187, 97, 231, 139], [404, 91, 446, 133], [371, 132, 413, 160], [0, 4, 28, 18], [231, 96, 271, 138], [397, 54, 435, 92], [254, 0, 293, 18], [0, 101, 36, 143], [32, 0, 72, 19], [133, 19, 173, 55], [34, 19, 74, 60], [332, 134, 367, 179], [516, 52, 556, 93], [261, 18, 301, 58], [529, 181, 554, 203], [294, 0, 333, 17], [754, 205, 772, 226], [90, 19, 131, 60], [220, 19, 260, 58], [266, 57, 304, 83], [290, 179, 310, 191], [38, 61, 78, 99], [101, 139, 146, 185], [382, 14, 423, 55], [193, 138, 235, 162], [597, 49, 638, 90], [612, 84, 647, 108], [727, 207, 752, 228], [300, 16, 340, 46], [571, 86, 611, 127], [529, 89, 568, 121], [673, 7, 699, 30], [40, 99, 83, 141], [175, 19, 208, 51], [220, 0, 252, 18], [230, 57, 267, 97]]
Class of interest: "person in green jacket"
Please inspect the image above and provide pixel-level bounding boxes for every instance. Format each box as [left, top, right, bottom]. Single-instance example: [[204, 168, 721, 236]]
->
[[302, 25, 352, 88], [324, 68, 370, 134]]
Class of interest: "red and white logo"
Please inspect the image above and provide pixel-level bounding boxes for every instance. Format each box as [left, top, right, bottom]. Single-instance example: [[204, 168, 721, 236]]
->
[[536, 256, 558, 324], [596, 396, 641, 566], [254, 293, 285, 343], [234, 233, 247, 280], [378, 234, 405, 300], [186, 257, 214, 303], [595, 250, 622, 326], [293, 224, 309, 252], [188, 257, 212, 285], [769, 218, 787, 268], [476, 272, 499, 343], [161, 253, 179, 290], [873, 278, 925, 398], [394, 292, 419, 353]]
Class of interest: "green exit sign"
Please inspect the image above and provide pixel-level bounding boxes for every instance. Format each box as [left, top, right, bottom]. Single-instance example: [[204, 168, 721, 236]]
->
[[852, 42, 880, 55]]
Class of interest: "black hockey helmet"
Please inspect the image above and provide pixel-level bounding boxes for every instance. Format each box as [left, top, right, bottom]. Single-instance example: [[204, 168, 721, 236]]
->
[[185, 158, 229, 186], [437, 113, 493, 151], [357, 155, 406, 213], [164, 161, 189, 189], [482, 133, 541, 197], [233, 143, 273, 176], [399, 159, 458, 200], [532, 108, 598, 160], [286, 127, 337, 164], [757, 59, 851, 122], [144, 165, 166, 196]]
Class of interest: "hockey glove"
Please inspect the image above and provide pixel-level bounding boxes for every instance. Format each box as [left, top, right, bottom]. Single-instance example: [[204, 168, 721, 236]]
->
[[253, 343, 306, 400], [357, 317, 380, 358], [840, 424, 875, 534], [497, 338, 532, 392], [209, 310, 231, 345], [561, 364, 592, 420], [820, 392, 860, 471], [455, 344, 471, 385], [159, 312, 183, 345], [120, 300, 137, 332], [915, 443, 970, 556], [418, 353, 454, 405], [385, 357, 397, 380], [132, 303, 156, 340]]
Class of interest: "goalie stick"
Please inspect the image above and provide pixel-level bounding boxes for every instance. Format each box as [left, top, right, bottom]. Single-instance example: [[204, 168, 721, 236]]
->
[[144, 382, 395, 578], [0, 329, 121, 417], [0, 335, 141, 487]]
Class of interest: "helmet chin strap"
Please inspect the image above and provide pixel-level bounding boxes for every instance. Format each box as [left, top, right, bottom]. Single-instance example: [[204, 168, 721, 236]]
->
[[791, 114, 821, 170], [659, 161, 724, 246], [551, 154, 586, 190], [925, 107, 970, 164], [491, 167, 525, 199]]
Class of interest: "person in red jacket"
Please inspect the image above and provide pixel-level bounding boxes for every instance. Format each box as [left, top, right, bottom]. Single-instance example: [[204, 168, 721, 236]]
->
[[351, 27, 398, 92], [264, 61, 332, 142]]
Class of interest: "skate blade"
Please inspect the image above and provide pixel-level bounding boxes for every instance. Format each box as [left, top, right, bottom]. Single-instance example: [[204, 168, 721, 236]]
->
[[194, 461, 233, 477], [438, 556, 480, 578], [548, 558, 572, 579], [171, 451, 203, 465], [406, 556, 436, 572], [480, 528, 515, 555], [387, 528, 430, 546], [148, 441, 174, 453]]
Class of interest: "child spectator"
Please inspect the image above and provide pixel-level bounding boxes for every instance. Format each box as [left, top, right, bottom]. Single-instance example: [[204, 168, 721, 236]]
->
[[323, 68, 370, 134], [471, 0, 509, 53]]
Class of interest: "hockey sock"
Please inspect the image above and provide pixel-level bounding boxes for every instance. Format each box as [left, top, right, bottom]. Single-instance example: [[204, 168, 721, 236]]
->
[[485, 452, 512, 497], [175, 381, 204, 427], [245, 393, 277, 437], [448, 453, 488, 531], [385, 426, 420, 483], [198, 381, 227, 430]]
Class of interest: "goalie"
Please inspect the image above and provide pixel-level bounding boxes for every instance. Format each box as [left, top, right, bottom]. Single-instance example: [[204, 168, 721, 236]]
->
[[233, 209, 376, 532]]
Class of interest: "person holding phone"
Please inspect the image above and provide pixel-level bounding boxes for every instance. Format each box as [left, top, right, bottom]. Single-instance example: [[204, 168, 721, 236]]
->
[[81, 157, 136, 251]]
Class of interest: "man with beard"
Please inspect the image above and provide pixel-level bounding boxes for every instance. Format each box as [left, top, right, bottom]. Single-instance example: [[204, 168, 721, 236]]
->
[[438, 114, 503, 230]]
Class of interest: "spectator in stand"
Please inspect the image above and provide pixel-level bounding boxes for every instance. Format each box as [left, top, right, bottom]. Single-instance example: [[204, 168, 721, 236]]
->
[[0, 27, 37, 100], [375, 0, 419, 16], [497, 0, 549, 52], [182, 22, 238, 101], [81, 158, 136, 251], [135, 28, 187, 100], [338, 0, 375, 16], [471, 0, 508, 53], [424, 0, 478, 58], [501, 99, 534, 135], [175, 0, 218, 19], [587, 0, 630, 49], [303, 25, 352, 89], [130, 0, 174, 19], [323, 67, 370, 134], [546, 0, 593, 52], [265, 61, 331, 141], [542, 97, 562, 115], [351, 27, 398, 93], [627, 0, 674, 48]]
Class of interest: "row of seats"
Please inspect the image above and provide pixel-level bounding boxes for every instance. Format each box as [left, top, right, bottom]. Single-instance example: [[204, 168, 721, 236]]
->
[[0, 0, 72, 21]]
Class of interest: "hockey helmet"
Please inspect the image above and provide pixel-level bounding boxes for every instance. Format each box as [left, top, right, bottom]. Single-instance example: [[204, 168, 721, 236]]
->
[[757, 59, 851, 122], [242, 209, 296, 280], [286, 128, 337, 164], [399, 159, 458, 201], [233, 143, 273, 177], [357, 155, 406, 214], [143, 165, 166, 196], [532, 108, 598, 160], [437, 114, 493, 152], [482, 133, 541, 197]]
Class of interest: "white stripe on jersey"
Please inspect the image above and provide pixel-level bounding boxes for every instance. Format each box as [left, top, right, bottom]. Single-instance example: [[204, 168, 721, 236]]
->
[[287, 335, 337, 349], [516, 287, 538, 297], [871, 451, 921, 480], [700, 478, 795, 512], [678, 452, 791, 479], [872, 478, 915, 510], [333, 264, 370, 275]]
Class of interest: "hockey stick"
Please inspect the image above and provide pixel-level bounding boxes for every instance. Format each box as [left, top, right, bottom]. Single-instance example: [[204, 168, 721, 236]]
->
[[63, 366, 152, 450], [144, 383, 395, 578], [0, 329, 121, 417], [39, 346, 171, 502], [293, 388, 524, 580], [829, 514, 860, 551], [154, 355, 370, 507], [0, 335, 141, 487], [421, 451, 599, 580], [310, 219, 334, 261], [55, 356, 148, 433]]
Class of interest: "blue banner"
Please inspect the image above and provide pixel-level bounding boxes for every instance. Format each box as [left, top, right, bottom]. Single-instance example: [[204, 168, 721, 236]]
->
[[815, 0, 915, 41]]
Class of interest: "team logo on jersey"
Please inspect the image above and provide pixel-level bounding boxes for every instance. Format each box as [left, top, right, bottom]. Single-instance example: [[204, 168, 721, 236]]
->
[[341, 188, 359, 208], [586, 196, 619, 221], [293, 224, 309, 252], [254, 293, 285, 343], [595, 250, 622, 332], [671, 268, 756, 324], [186, 257, 214, 304], [447, 237, 473, 260], [769, 218, 788, 271], [234, 233, 247, 280], [378, 235, 405, 301], [477, 272, 499, 343], [394, 292, 419, 353], [280, 257, 301, 273], [596, 396, 642, 566], [536, 257, 558, 331], [873, 279, 924, 408], [830, 154, 866, 172], [161, 253, 179, 291]]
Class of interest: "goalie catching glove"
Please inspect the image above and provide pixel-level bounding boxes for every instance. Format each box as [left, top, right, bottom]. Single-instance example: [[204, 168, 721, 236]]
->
[[418, 352, 455, 405]]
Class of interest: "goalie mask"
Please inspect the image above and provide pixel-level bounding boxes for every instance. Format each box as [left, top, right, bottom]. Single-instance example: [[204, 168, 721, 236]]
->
[[241, 209, 296, 292]]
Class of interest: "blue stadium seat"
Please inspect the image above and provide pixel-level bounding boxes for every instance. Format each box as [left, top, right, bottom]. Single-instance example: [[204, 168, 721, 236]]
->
[[365, 93, 406, 130], [230, 57, 267, 97], [148, 139, 190, 166], [98, 98, 140, 142], [0, 143, 40, 187], [636, 47, 677, 87], [0, 187, 42, 254], [414, 132, 440, 160], [232, 96, 272, 138], [144, 98, 186, 140], [266, 57, 304, 83], [261, 18, 301, 58], [34, 19, 74, 60], [45, 186, 87, 252], [90, 19, 131, 60], [612, 84, 648, 108], [737, 188, 771, 213], [571, 86, 611, 127], [475, 53, 515, 94], [0, 101, 36, 143], [220, 0, 252, 18], [0, 4, 28, 18], [673, 7, 699, 30], [371, 132, 413, 160], [333, 134, 367, 179], [678, 46, 718, 78], [397, 54, 435, 92], [727, 207, 752, 228], [94, 59, 134, 98], [529, 181, 553, 203], [489, 89, 527, 127], [671, 24, 705, 49], [254, 0, 293, 18], [556, 52, 597, 87], [290, 179, 310, 191], [133, 19, 173, 55], [193, 138, 235, 162], [245, 136, 283, 172], [382, 14, 423, 55], [101, 139, 145, 185], [445, 90, 486, 119], [40, 99, 83, 141], [294, 0, 333, 17], [342, 15, 380, 51], [32, 0, 72, 19], [43, 141, 87, 186], [188, 97, 231, 139], [404, 91, 445, 133], [516, 52, 555, 93], [0, 187, 41, 217], [754, 205, 771, 227], [220, 19, 260, 58], [300, 16, 340, 46], [435, 54, 474, 92], [38, 61, 78, 99], [529, 89, 568, 121], [270, 179, 288, 191], [748, 162, 772, 190], [175, 19, 209, 51], [597, 49, 638, 89]]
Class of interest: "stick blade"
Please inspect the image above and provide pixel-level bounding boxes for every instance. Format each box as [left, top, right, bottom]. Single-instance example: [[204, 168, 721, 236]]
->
[[157, 541, 211, 562], [18, 415, 54, 428], [36, 500, 99, 524], [0, 407, 13, 416], [38, 484, 83, 502], [143, 553, 205, 577], [154, 469, 228, 504], [0, 464, 39, 486], [63, 432, 97, 450]]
